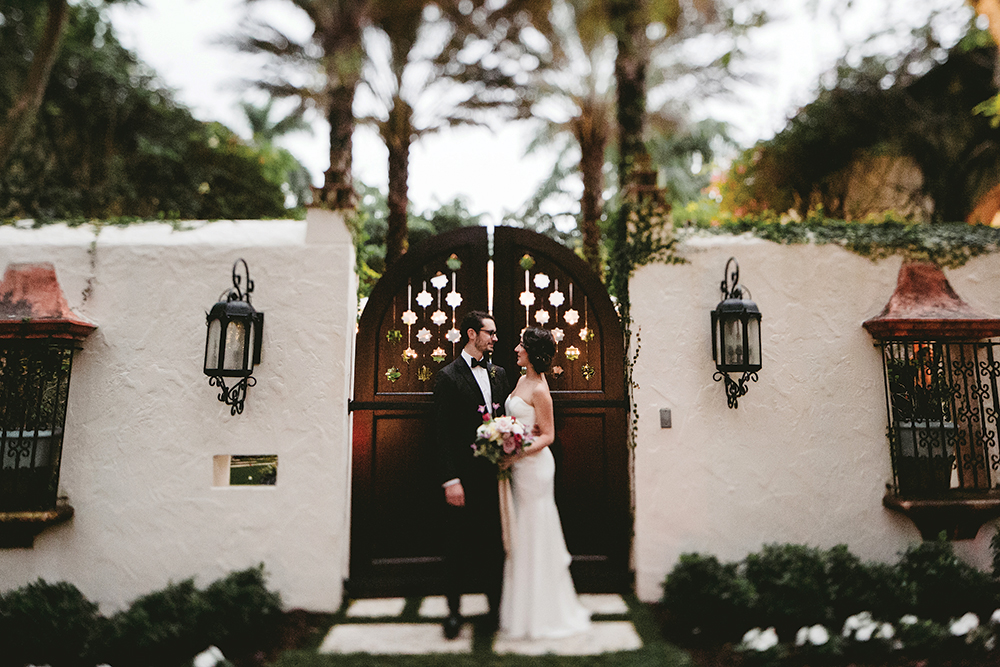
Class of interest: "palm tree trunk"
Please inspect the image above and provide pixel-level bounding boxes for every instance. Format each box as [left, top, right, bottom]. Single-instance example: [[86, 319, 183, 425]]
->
[[606, 0, 649, 313], [384, 95, 413, 264], [575, 110, 608, 276], [0, 0, 69, 170], [316, 8, 366, 212], [319, 78, 359, 210]]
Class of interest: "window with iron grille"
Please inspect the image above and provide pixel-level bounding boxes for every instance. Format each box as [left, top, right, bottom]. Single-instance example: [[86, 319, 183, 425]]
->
[[880, 340, 1000, 496], [0, 340, 77, 512]]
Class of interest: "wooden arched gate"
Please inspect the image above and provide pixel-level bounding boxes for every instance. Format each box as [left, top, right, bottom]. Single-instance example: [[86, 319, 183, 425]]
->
[[348, 226, 629, 596]]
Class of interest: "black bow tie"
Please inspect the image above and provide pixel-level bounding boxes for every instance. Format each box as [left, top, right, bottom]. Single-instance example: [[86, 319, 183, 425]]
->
[[471, 356, 487, 368]]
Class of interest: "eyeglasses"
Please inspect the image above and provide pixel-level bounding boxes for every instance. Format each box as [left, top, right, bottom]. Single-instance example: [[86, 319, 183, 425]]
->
[[479, 328, 497, 337]]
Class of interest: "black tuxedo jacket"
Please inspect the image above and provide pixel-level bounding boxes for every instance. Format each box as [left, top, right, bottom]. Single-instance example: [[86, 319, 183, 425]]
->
[[433, 356, 511, 488]]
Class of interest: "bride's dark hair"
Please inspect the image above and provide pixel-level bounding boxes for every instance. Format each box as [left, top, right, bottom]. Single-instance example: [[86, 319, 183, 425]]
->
[[522, 327, 555, 373]]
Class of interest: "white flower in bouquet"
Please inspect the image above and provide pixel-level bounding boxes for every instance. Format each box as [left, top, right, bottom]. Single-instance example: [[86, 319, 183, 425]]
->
[[473, 410, 532, 478]]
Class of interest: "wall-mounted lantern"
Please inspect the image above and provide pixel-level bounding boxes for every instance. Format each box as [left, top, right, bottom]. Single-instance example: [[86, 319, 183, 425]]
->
[[204, 259, 263, 415], [711, 257, 761, 409]]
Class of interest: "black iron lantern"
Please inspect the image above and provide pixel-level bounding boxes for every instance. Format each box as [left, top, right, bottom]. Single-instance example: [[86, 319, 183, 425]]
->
[[204, 259, 264, 414], [711, 257, 761, 409]]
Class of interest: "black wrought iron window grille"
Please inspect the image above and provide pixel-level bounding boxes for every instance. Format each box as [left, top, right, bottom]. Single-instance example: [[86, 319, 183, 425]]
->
[[0, 340, 76, 512], [880, 340, 1000, 497]]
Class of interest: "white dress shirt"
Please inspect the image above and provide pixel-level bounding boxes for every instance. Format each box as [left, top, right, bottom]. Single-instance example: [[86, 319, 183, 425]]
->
[[462, 350, 493, 414], [443, 352, 493, 489]]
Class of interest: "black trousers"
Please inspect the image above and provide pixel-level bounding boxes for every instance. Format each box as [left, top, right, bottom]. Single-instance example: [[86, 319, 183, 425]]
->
[[441, 482, 504, 616]]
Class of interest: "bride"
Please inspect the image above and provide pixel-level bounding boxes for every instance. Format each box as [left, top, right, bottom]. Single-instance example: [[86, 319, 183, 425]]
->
[[499, 327, 591, 639]]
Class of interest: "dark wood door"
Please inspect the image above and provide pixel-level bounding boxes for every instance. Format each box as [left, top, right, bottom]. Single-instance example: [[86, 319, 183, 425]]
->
[[349, 226, 629, 596]]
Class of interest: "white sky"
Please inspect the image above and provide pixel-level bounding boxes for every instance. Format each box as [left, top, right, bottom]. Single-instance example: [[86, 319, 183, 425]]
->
[[106, 0, 971, 223]]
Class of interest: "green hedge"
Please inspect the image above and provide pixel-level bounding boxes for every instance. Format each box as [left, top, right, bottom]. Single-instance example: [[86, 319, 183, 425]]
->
[[661, 537, 998, 643], [0, 565, 281, 667]]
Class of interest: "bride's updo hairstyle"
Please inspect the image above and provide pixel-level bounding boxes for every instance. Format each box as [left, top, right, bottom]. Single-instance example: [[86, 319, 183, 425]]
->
[[522, 327, 556, 373]]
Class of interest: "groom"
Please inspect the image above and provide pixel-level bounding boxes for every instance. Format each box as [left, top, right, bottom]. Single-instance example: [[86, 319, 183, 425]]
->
[[433, 309, 510, 639]]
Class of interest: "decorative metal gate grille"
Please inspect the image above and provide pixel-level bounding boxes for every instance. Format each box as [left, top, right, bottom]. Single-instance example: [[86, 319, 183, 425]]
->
[[880, 340, 1000, 496], [0, 340, 76, 512]]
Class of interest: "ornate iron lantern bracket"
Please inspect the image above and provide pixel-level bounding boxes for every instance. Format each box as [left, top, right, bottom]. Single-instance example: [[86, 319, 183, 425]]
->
[[204, 259, 264, 415], [711, 257, 762, 409]]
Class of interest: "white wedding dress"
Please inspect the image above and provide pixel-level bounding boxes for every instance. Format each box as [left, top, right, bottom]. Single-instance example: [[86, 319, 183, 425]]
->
[[499, 395, 591, 639]]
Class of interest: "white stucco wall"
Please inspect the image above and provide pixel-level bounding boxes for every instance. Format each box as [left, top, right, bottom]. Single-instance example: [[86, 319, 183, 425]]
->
[[631, 235, 1000, 601], [0, 209, 355, 613]]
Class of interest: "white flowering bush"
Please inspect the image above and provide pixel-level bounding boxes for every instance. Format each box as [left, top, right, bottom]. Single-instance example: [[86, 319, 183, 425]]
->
[[736, 627, 786, 666], [661, 538, 1000, 665]]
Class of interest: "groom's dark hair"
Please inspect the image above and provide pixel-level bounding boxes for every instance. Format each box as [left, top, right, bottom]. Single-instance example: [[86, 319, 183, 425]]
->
[[459, 310, 492, 347]]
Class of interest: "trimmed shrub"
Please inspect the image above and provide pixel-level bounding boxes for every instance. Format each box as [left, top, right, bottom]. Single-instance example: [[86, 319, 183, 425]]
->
[[744, 544, 831, 635], [0, 579, 101, 667], [94, 579, 212, 667], [897, 537, 996, 621], [661, 552, 756, 641], [825, 544, 912, 623], [200, 565, 283, 660]]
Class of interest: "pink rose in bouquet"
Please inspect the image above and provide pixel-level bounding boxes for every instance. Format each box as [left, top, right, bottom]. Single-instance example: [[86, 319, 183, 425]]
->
[[472, 408, 530, 479]]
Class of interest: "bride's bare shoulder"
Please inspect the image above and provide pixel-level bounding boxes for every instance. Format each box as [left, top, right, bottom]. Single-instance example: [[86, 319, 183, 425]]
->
[[531, 378, 552, 404]]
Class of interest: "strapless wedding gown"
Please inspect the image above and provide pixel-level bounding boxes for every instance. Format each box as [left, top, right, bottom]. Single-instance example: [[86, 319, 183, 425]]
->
[[499, 395, 591, 639]]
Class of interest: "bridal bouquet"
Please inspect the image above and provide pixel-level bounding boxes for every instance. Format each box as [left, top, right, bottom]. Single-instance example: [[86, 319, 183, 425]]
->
[[472, 409, 530, 480]]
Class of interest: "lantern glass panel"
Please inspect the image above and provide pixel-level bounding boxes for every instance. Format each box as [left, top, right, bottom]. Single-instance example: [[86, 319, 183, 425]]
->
[[205, 319, 221, 370], [748, 317, 761, 366], [724, 317, 744, 366], [223, 320, 247, 371]]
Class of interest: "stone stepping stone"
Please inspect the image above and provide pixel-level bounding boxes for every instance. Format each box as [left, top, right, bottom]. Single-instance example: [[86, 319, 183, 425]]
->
[[345, 598, 406, 618], [319, 622, 473, 654], [493, 621, 643, 655]]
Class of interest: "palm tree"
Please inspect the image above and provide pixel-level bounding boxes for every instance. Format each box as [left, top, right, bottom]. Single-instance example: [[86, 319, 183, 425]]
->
[[230, 0, 550, 255], [508, 0, 753, 275], [239, 99, 314, 207], [229, 1, 369, 210], [0, 0, 70, 169], [516, 0, 616, 273], [359, 0, 551, 263]]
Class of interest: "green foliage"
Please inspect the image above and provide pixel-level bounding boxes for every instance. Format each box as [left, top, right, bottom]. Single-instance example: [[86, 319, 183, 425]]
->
[[0, 579, 101, 667], [897, 535, 996, 621], [649, 119, 732, 207], [0, 3, 289, 221], [97, 578, 212, 667], [690, 211, 1000, 268], [660, 540, 997, 655], [660, 553, 755, 641], [991, 527, 1000, 579], [200, 565, 283, 660], [743, 544, 830, 636], [409, 196, 484, 248], [351, 184, 483, 299], [719, 25, 1000, 223], [239, 99, 314, 209], [1, 565, 282, 667], [825, 545, 910, 623]]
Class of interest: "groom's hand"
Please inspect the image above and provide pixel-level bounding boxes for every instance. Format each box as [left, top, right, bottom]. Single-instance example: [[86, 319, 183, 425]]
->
[[445, 482, 465, 507]]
